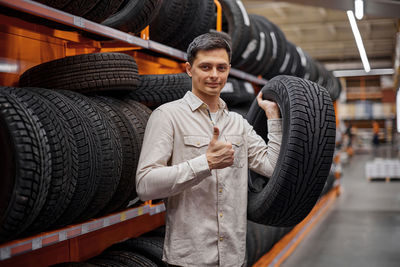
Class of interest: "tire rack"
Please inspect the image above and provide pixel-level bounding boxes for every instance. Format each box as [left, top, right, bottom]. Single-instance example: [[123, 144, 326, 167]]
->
[[0, 0, 340, 266]]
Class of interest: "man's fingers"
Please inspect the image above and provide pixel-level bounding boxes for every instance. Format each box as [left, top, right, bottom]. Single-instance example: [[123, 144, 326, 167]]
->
[[257, 92, 263, 103], [211, 126, 220, 143]]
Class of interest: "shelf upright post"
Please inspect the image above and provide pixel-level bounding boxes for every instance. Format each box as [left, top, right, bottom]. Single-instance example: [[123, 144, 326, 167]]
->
[[360, 76, 366, 100], [141, 25, 150, 40], [214, 0, 222, 32]]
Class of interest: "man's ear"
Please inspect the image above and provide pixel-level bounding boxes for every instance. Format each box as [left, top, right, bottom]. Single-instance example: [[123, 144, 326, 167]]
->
[[186, 62, 192, 77]]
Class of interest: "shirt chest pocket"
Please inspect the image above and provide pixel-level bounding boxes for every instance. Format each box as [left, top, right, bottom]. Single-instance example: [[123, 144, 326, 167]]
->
[[183, 135, 210, 158], [225, 135, 245, 168]]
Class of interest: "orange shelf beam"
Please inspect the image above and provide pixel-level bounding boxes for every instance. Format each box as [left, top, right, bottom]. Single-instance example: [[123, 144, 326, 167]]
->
[[0, 204, 166, 266]]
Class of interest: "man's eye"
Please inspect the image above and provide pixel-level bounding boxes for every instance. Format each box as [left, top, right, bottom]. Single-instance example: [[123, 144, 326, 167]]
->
[[218, 66, 228, 71], [201, 65, 210, 70]]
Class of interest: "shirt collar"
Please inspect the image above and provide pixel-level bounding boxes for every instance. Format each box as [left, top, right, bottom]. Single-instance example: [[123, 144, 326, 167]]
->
[[183, 91, 228, 114]]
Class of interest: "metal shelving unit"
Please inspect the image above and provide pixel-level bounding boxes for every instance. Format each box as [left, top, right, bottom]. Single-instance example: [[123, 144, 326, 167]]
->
[[0, 0, 267, 265]]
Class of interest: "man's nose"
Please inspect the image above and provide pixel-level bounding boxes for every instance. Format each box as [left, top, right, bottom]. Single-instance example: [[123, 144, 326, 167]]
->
[[210, 67, 218, 77]]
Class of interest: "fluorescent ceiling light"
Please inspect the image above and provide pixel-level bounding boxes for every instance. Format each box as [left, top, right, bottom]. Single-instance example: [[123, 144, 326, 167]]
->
[[333, 68, 394, 77], [355, 0, 364, 20], [347, 10, 370, 72]]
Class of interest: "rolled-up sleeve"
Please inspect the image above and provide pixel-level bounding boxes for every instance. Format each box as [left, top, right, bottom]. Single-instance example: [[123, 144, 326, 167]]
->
[[136, 109, 212, 201], [246, 118, 282, 177]]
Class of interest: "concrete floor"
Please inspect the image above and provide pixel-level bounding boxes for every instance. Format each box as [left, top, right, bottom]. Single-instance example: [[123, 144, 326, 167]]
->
[[281, 146, 400, 267]]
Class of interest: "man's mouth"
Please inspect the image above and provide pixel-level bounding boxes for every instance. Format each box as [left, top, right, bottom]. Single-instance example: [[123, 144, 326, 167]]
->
[[206, 82, 220, 87]]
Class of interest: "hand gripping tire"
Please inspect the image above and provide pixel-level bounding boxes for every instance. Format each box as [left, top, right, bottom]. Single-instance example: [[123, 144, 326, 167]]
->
[[246, 75, 336, 227]]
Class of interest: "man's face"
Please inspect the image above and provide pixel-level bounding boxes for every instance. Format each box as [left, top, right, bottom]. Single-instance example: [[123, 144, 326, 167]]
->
[[186, 48, 230, 99]]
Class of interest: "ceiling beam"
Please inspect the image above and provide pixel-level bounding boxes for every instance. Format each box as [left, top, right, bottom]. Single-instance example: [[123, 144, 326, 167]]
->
[[324, 59, 393, 70], [278, 19, 396, 31]]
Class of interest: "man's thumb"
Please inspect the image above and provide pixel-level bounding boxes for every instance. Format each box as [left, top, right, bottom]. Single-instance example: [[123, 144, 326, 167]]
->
[[211, 126, 219, 142]]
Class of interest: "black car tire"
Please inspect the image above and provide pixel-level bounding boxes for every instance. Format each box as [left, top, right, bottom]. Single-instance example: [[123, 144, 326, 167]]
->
[[0, 87, 51, 241], [11, 88, 78, 234], [58, 90, 122, 222], [246, 76, 336, 227], [102, 0, 162, 33], [19, 53, 139, 94]]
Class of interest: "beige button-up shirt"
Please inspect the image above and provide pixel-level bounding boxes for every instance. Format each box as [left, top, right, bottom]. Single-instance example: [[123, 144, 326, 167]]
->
[[136, 91, 282, 266]]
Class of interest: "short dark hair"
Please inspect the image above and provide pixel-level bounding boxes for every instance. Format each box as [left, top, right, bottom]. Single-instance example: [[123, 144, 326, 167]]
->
[[186, 32, 232, 65]]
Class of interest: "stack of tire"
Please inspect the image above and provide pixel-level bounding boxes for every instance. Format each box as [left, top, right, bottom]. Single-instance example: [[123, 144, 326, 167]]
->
[[0, 52, 168, 243], [0, 51, 197, 242], [17, 52, 193, 109], [149, 0, 341, 102], [215, 1, 342, 101]]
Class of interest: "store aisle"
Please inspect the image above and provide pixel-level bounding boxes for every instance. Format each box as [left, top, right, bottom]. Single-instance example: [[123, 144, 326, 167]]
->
[[281, 147, 400, 267]]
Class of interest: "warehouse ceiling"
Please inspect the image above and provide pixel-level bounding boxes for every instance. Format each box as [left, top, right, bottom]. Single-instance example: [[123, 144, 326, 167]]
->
[[242, 0, 400, 71]]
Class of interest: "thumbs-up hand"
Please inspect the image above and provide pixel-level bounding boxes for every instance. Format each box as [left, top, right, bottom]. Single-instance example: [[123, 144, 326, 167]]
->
[[206, 126, 235, 170]]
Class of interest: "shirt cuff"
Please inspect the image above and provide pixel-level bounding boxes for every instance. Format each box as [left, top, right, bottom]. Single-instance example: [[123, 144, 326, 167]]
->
[[188, 154, 212, 180], [268, 118, 282, 133]]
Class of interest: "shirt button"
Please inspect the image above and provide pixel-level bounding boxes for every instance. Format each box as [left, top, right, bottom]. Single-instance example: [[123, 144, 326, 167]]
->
[[219, 236, 223, 241], [219, 213, 223, 218], [219, 188, 222, 193]]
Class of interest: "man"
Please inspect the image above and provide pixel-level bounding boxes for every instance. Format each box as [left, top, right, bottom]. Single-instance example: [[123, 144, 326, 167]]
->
[[136, 33, 282, 266]]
